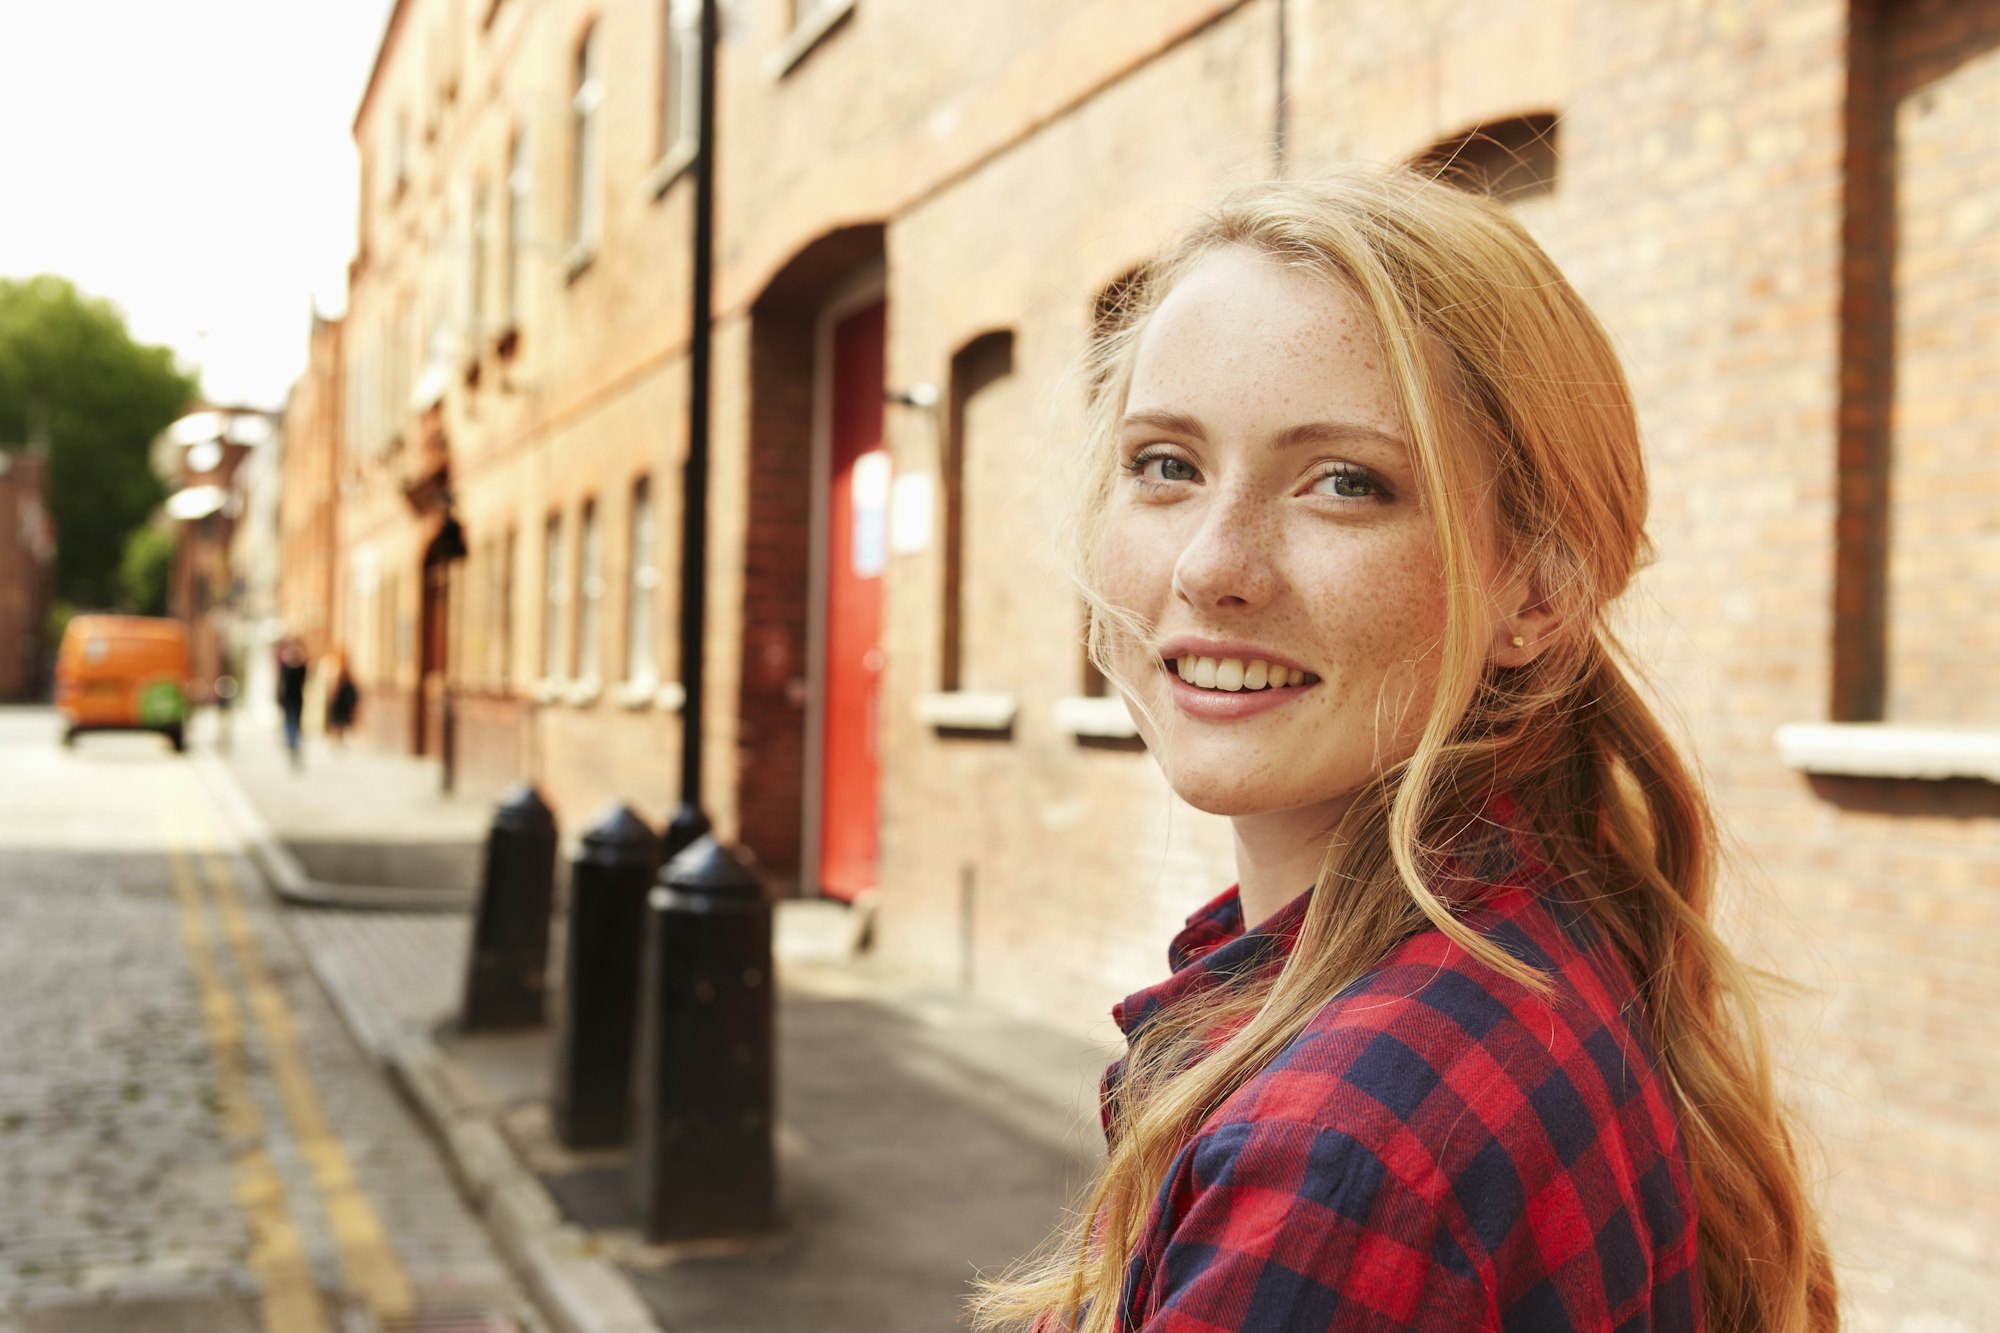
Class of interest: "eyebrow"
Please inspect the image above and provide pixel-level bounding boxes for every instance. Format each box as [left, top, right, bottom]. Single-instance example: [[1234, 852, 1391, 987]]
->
[[1119, 408, 1408, 454]]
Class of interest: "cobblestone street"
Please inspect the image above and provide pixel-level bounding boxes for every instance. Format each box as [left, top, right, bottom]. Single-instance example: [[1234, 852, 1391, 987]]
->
[[0, 707, 535, 1332]]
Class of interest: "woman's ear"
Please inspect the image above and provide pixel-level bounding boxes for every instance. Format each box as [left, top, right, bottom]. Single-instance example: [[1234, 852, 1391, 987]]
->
[[1489, 568, 1562, 669]]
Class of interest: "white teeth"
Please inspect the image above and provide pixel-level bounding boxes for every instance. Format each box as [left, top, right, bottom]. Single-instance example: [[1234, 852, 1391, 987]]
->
[[1169, 656, 1307, 692]]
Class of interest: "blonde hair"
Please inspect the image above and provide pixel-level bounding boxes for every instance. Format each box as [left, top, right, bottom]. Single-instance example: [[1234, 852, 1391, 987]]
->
[[974, 168, 1837, 1332]]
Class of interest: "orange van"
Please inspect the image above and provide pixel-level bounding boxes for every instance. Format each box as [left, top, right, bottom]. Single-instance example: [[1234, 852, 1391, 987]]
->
[[53, 615, 191, 752]]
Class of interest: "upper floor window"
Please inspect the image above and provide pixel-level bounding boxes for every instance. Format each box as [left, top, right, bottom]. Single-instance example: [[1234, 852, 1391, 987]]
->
[[468, 180, 489, 350], [569, 24, 605, 259], [505, 127, 530, 335], [657, 0, 701, 176]]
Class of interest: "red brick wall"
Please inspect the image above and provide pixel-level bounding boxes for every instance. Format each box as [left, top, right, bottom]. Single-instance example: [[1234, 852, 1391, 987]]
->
[[312, 5, 2000, 1321]]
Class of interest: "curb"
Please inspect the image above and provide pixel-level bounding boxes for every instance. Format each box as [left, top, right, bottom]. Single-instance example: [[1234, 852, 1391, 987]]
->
[[189, 753, 477, 912], [193, 752, 665, 1333], [388, 1033, 664, 1333]]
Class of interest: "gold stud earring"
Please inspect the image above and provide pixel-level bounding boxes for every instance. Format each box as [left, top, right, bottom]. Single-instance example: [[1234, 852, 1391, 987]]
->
[[1511, 634, 1526, 648]]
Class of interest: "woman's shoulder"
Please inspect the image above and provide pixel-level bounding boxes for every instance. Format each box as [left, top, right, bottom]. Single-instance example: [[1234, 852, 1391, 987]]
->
[[1185, 884, 1699, 1315], [1222, 882, 1683, 1174]]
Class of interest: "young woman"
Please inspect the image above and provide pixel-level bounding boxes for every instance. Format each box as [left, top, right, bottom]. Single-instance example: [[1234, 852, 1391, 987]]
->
[[976, 169, 1838, 1331]]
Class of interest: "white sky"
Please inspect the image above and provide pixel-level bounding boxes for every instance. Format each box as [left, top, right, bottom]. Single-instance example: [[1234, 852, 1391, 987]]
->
[[0, 2, 394, 409]]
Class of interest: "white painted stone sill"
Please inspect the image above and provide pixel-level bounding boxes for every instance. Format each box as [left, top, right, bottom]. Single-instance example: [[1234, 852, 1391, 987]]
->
[[765, 0, 855, 78], [615, 675, 658, 710], [1775, 723, 2000, 784], [611, 675, 686, 712], [564, 674, 604, 707], [1053, 695, 1140, 740], [914, 691, 1017, 733], [530, 677, 565, 704]]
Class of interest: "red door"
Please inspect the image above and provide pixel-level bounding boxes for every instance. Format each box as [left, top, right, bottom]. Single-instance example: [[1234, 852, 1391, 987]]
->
[[819, 300, 887, 902]]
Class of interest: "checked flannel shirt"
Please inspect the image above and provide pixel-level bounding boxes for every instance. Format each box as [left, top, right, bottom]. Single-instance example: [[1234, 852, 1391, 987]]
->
[[1097, 806, 1702, 1331]]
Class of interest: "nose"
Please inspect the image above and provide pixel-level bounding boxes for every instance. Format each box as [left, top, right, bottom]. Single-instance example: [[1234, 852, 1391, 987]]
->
[[1171, 492, 1280, 613]]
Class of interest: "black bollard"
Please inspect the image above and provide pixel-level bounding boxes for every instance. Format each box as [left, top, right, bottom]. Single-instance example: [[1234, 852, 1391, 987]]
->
[[552, 804, 660, 1148], [459, 785, 559, 1032], [630, 832, 774, 1241]]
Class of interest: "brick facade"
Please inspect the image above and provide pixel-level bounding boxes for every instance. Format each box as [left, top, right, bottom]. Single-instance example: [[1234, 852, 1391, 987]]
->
[[0, 450, 53, 701], [278, 314, 344, 666], [317, 1, 1998, 1322]]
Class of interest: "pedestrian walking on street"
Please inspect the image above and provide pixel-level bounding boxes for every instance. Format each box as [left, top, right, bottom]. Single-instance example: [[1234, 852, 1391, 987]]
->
[[324, 648, 360, 746], [974, 168, 1837, 1333], [276, 636, 309, 770]]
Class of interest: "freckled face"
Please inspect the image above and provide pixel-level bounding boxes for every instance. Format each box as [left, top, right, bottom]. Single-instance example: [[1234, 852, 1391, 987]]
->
[[1099, 246, 1452, 822]]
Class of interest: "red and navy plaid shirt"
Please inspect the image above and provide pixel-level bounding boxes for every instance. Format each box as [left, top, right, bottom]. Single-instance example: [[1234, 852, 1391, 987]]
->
[[1098, 808, 1702, 1331]]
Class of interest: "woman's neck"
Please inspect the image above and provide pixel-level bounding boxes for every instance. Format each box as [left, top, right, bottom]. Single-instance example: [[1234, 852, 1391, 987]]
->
[[1230, 802, 1344, 928]]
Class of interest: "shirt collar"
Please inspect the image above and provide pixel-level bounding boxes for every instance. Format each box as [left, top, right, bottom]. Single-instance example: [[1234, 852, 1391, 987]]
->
[[1111, 884, 1313, 1041], [1109, 791, 1538, 1043]]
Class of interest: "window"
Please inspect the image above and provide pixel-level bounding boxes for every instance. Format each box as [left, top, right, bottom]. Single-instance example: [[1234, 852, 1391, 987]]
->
[[497, 526, 516, 686], [1410, 112, 1559, 202], [393, 109, 411, 196], [657, 0, 700, 176], [575, 499, 603, 680], [942, 331, 1014, 692], [505, 127, 529, 335], [569, 24, 605, 259], [468, 180, 489, 351], [626, 478, 658, 681], [542, 512, 566, 677]]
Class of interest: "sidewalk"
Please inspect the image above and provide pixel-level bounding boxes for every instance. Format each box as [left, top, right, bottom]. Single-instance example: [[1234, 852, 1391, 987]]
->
[[190, 714, 1113, 1333]]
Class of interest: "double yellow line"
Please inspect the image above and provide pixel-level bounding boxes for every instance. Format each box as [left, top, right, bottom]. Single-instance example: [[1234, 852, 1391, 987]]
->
[[163, 787, 415, 1332]]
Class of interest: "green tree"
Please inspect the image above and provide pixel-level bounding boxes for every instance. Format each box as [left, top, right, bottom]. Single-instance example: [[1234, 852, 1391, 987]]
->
[[117, 525, 176, 616], [0, 276, 198, 608]]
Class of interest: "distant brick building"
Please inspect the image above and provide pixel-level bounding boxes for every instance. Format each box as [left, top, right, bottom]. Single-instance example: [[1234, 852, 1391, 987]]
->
[[319, 1, 1999, 1321], [279, 313, 344, 665], [0, 448, 54, 700]]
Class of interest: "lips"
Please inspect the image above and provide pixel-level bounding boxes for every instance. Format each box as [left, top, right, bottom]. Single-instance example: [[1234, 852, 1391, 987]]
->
[[1152, 639, 1320, 721]]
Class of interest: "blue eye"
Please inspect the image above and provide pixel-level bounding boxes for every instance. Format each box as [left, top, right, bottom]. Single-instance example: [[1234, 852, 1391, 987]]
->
[[1311, 467, 1383, 500], [1127, 449, 1197, 484]]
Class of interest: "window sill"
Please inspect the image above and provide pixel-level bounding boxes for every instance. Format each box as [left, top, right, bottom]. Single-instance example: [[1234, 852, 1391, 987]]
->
[[646, 142, 697, 200], [1053, 695, 1139, 740], [914, 690, 1016, 734], [1775, 722, 2000, 784], [765, 0, 855, 78], [615, 672, 660, 710], [655, 681, 686, 713], [564, 243, 597, 284], [530, 677, 566, 704], [565, 674, 603, 707]]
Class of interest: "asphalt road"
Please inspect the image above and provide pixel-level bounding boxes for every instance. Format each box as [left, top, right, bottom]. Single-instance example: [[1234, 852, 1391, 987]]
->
[[0, 706, 534, 1333]]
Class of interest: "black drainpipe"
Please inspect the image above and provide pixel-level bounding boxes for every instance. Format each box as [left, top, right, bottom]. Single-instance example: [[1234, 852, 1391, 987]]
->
[[667, 0, 721, 855]]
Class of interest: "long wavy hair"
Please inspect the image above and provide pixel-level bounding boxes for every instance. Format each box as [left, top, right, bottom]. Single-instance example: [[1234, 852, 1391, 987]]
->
[[971, 168, 1837, 1332]]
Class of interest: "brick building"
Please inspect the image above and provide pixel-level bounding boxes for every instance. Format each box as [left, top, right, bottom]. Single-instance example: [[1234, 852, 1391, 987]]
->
[[0, 448, 54, 701], [316, 0, 1999, 1322], [279, 313, 345, 666]]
